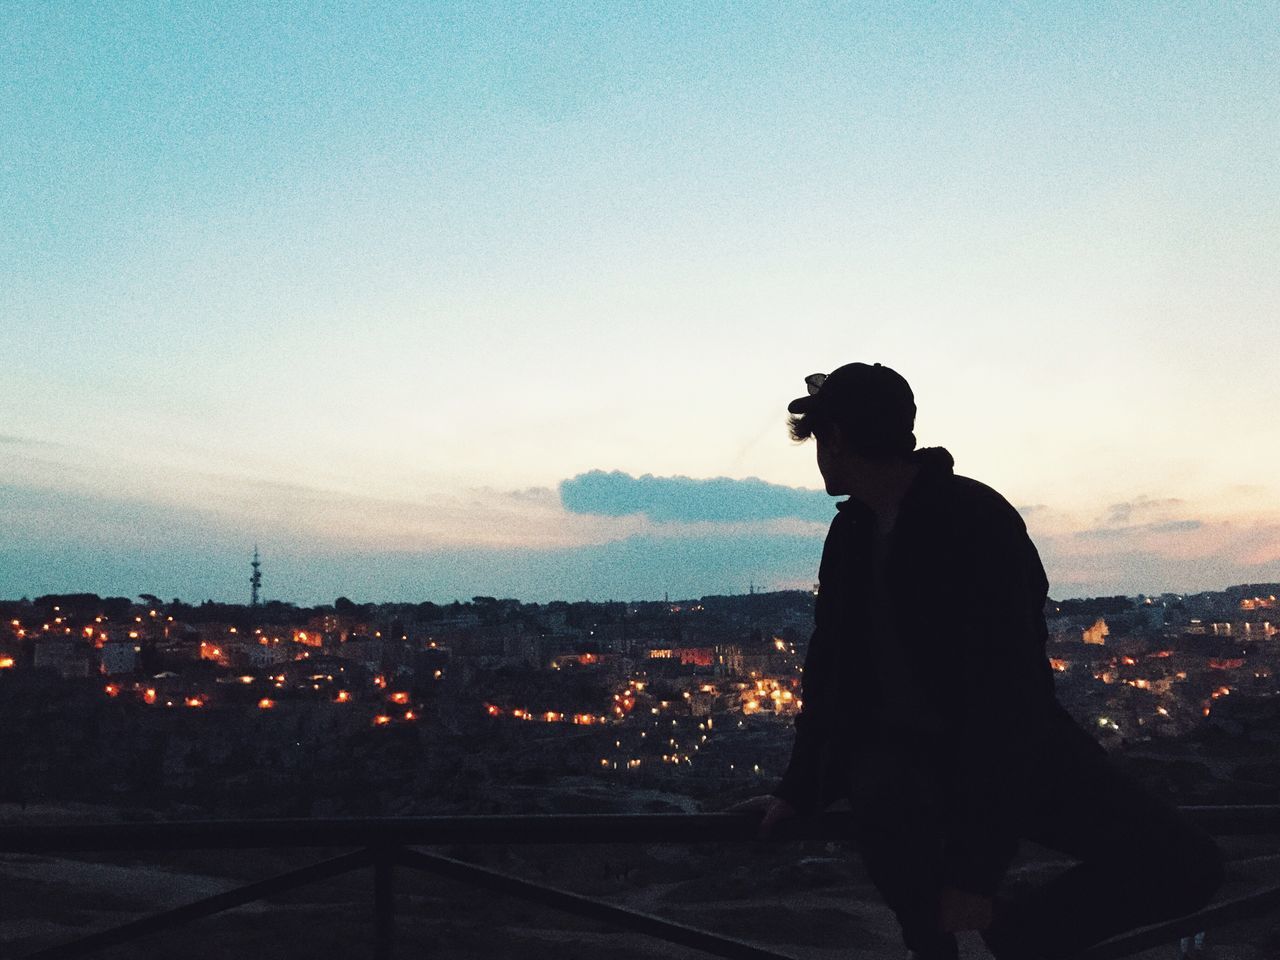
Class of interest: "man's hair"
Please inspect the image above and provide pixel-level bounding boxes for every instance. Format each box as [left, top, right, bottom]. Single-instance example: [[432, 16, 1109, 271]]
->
[[787, 409, 831, 444], [787, 409, 916, 459]]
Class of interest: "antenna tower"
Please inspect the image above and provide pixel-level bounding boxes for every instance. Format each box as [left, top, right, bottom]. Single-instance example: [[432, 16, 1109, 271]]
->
[[250, 546, 262, 608]]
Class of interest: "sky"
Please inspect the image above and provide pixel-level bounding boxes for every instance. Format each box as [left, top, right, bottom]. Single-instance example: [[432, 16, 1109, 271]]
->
[[2, 2, 1278, 604]]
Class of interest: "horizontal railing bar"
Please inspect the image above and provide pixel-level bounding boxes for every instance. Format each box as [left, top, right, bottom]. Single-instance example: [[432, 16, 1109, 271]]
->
[[1070, 881, 1280, 960], [0, 806, 1272, 853], [0, 813, 816, 853], [23, 848, 374, 960], [396, 847, 799, 960]]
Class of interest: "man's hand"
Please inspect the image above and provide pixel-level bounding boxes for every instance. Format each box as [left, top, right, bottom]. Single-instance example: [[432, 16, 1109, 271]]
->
[[937, 886, 993, 933], [723, 795, 799, 838]]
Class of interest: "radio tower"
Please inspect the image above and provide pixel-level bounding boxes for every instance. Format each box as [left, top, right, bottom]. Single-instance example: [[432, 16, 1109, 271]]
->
[[250, 546, 262, 608]]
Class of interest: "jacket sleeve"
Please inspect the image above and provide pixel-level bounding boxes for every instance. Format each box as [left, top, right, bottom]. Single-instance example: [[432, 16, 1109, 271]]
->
[[941, 495, 1050, 895], [772, 619, 833, 812], [772, 516, 844, 813]]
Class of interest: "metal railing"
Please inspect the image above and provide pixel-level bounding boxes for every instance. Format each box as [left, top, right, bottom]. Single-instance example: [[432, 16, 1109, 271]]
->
[[1, 806, 1277, 960]]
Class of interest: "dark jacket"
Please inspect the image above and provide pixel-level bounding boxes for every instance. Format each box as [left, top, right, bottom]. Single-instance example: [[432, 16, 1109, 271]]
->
[[773, 446, 1105, 895]]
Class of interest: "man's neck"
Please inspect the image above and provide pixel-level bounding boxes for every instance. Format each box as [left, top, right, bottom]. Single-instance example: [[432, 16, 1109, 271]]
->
[[848, 459, 920, 533]]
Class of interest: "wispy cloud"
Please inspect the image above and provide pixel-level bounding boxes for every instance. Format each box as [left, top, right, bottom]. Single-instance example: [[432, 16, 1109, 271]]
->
[[1103, 496, 1185, 526], [1034, 512, 1280, 596], [1073, 519, 1204, 540], [3, 446, 1277, 603], [559, 470, 832, 523], [0, 434, 57, 448]]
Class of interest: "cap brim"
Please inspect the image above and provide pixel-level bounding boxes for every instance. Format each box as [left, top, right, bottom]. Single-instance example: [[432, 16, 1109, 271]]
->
[[787, 395, 816, 416]]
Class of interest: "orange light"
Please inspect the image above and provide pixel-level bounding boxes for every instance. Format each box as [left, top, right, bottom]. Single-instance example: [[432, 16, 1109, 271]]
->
[[336, 690, 350, 703], [486, 704, 501, 716], [258, 698, 275, 709], [104, 683, 119, 696], [403, 710, 415, 720], [389, 691, 409, 705], [185, 697, 204, 708], [144, 688, 157, 705], [373, 714, 392, 726], [374, 675, 387, 688]]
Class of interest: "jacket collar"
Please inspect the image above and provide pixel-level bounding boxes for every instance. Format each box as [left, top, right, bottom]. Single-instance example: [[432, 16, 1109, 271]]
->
[[834, 446, 956, 518]]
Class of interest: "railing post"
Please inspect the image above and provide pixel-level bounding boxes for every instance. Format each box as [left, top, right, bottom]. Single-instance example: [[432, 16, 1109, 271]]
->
[[374, 846, 395, 960]]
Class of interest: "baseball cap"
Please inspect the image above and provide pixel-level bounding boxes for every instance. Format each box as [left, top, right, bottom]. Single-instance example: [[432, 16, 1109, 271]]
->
[[787, 362, 916, 452]]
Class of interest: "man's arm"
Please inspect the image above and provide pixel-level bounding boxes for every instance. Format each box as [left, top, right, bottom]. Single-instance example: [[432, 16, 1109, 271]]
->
[[773, 515, 845, 813], [772, 620, 833, 812], [941, 491, 1051, 895]]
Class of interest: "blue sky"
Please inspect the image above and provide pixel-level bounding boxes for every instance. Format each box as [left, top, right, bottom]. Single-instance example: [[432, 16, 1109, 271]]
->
[[2, 2, 1278, 602]]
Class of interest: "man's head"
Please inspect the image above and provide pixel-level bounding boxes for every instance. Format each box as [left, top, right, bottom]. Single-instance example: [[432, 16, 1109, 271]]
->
[[787, 362, 917, 457]]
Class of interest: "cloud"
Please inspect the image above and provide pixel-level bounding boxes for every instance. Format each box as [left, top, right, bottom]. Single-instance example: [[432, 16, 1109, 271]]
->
[[559, 470, 832, 523], [1146, 520, 1204, 534], [3, 446, 1276, 604], [1037, 516, 1280, 597], [0, 529, 828, 606], [0, 434, 59, 450], [0, 465, 834, 603], [1103, 496, 1184, 526], [0, 469, 647, 556], [1073, 519, 1203, 541]]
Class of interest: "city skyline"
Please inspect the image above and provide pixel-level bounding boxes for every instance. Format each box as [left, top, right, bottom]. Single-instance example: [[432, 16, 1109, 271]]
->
[[4, 3, 1278, 603]]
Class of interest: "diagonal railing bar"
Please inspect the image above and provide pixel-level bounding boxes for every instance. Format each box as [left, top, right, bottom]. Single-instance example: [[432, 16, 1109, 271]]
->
[[394, 847, 800, 960], [1177, 805, 1280, 836], [23, 848, 375, 960], [1070, 881, 1280, 960]]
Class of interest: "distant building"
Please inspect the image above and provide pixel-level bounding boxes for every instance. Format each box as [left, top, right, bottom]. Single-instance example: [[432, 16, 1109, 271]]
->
[[1083, 618, 1110, 645], [247, 640, 292, 668], [100, 640, 142, 675], [33, 638, 93, 678], [648, 647, 715, 667]]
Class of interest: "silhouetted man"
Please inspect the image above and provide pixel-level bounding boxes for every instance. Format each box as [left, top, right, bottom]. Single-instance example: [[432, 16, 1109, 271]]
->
[[753, 363, 1223, 960]]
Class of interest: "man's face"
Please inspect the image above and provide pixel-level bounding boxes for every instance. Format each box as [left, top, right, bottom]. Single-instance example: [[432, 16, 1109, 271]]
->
[[815, 431, 848, 496]]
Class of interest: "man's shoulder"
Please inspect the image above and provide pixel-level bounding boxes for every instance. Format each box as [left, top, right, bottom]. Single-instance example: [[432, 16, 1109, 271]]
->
[[936, 473, 1028, 531]]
